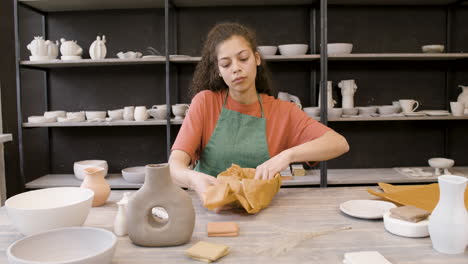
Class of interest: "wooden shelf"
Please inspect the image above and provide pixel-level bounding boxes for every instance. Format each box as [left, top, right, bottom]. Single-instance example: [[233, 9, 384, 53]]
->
[[26, 167, 468, 189], [0, 134, 12, 144], [329, 115, 468, 122], [20, 58, 166, 69], [328, 53, 468, 61], [23, 119, 183, 128], [328, 0, 459, 5]]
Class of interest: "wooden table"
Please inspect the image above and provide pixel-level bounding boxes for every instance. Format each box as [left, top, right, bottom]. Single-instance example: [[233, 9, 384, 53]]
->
[[1, 187, 467, 263]]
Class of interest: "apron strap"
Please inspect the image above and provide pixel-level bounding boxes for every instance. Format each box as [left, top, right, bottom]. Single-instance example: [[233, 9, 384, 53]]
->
[[222, 90, 265, 118]]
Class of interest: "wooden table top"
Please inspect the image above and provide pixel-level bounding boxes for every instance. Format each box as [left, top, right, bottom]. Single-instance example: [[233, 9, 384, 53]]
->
[[1, 187, 467, 263]]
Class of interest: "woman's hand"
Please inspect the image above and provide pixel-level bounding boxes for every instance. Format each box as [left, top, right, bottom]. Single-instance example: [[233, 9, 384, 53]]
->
[[189, 172, 218, 201], [254, 150, 292, 180]]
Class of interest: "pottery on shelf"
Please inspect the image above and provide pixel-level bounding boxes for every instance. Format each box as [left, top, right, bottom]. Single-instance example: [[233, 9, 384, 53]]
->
[[74, 160, 108, 180], [80, 167, 110, 207], [428, 175, 468, 254], [114, 201, 127, 236], [318, 81, 336, 109], [172, 104, 189, 120], [107, 109, 124, 120], [278, 92, 302, 109], [428, 158, 454, 175], [126, 164, 195, 246], [134, 106, 149, 121], [27, 36, 59, 61], [338, 79, 357, 109], [60, 38, 83, 60], [422, 45, 444, 53], [457, 85, 468, 113], [89, 35, 107, 60], [117, 51, 142, 59], [123, 106, 135, 121]]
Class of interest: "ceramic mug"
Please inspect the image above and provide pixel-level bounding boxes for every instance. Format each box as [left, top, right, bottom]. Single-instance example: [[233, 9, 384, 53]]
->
[[399, 99, 419, 113], [123, 106, 135, 121], [450, 102, 465, 116], [134, 106, 149, 121]]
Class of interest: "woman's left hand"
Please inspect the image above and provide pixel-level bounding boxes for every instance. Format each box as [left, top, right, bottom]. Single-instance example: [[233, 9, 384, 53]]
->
[[254, 150, 292, 180]]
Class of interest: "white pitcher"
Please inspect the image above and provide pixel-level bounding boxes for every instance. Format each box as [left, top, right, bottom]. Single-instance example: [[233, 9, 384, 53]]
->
[[89, 35, 107, 60], [428, 175, 468, 254], [338, 79, 357, 109]]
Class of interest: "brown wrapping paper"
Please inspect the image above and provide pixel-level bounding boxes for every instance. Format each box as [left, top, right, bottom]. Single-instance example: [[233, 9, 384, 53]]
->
[[203, 164, 282, 214], [367, 182, 468, 212]]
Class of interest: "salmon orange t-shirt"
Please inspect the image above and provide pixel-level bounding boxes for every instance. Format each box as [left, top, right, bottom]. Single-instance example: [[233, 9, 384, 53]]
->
[[171, 90, 332, 163]]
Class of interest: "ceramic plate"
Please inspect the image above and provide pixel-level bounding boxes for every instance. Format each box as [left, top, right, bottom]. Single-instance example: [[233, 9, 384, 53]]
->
[[169, 55, 190, 58], [142, 55, 164, 59], [423, 110, 450, 116], [404, 112, 426, 116], [339, 200, 396, 219]]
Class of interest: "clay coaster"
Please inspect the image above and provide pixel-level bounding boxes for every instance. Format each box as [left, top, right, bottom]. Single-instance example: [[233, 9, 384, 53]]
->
[[185, 241, 230, 263], [207, 222, 239, 237]]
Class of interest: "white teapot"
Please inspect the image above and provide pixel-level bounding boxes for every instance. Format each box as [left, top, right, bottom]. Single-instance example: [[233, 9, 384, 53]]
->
[[60, 38, 83, 60], [89, 35, 107, 60]]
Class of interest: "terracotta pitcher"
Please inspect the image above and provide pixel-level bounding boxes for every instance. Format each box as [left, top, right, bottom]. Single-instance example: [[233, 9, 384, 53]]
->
[[80, 167, 110, 207], [126, 164, 195, 246]]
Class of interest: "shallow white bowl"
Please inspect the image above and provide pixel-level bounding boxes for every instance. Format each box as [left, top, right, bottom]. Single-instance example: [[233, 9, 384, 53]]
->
[[340, 199, 396, 219], [422, 45, 444, 53], [378, 105, 399, 115], [357, 106, 377, 115], [327, 43, 353, 55], [122, 166, 146, 183], [74, 160, 108, 180], [44, 110, 66, 118], [303, 107, 320, 117], [428, 157, 454, 169], [342, 108, 358, 115], [328, 108, 343, 118], [257, 46, 278, 56], [383, 211, 429, 238], [7, 227, 117, 264], [28, 116, 57, 123], [278, 44, 308, 56], [5, 187, 94, 235], [85, 111, 107, 120]]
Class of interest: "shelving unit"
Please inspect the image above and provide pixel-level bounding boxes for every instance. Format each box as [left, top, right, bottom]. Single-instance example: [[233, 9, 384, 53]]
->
[[13, 0, 468, 191]]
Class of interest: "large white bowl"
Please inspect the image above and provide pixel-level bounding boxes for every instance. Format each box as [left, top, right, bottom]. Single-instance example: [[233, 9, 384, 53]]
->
[[5, 187, 94, 235], [257, 46, 278, 56], [74, 160, 108, 180], [122, 166, 146, 183], [327, 43, 353, 55], [278, 44, 308, 56], [328, 108, 343, 118], [7, 227, 117, 264], [422, 45, 444, 53]]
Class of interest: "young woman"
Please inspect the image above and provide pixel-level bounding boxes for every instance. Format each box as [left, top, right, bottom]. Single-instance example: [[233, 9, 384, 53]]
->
[[169, 22, 349, 201]]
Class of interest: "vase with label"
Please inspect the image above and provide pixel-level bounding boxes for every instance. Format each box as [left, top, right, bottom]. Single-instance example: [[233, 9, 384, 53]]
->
[[428, 175, 468, 254], [126, 164, 195, 246], [338, 79, 358, 109]]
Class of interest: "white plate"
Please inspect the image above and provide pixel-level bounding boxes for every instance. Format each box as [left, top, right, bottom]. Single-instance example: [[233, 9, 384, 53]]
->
[[142, 55, 164, 59], [423, 110, 450, 116], [169, 55, 190, 58], [339, 200, 397, 219], [404, 112, 426, 116]]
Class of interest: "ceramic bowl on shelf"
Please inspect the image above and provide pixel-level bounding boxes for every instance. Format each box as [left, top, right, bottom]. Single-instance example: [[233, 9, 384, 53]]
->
[[422, 45, 444, 53], [303, 107, 320, 117], [357, 106, 377, 115], [74, 160, 108, 180], [172, 104, 189, 120], [5, 187, 94, 235], [67, 111, 86, 121], [342, 108, 358, 115], [28, 116, 57, 123], [7, 227, 117, 264], [257, 46, 278, 56], [122, 166, 146, 183], [327, 43, 353, 55], [107, 109, 124, 120], [383, 211, 429, 238], [44, 110, 66, 119], [278, 44, 308, 56], [328, 108, 343, 118], [378, 105, 399, 115], [117, 51, 142, 59], [85, 111, 107, 120]]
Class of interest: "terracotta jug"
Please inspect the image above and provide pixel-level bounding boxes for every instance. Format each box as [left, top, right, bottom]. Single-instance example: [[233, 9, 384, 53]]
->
[[126, 164, 195, 246], [80, 167, 110, 207]]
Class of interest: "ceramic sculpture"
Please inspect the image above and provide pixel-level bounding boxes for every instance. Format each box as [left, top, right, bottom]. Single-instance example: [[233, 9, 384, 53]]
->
[[27, 36, 58, 61], [89, 35, 107, 60], [60, 38, 83, 60], [338, 79, 358, 109], [126, 164, 195, 246]]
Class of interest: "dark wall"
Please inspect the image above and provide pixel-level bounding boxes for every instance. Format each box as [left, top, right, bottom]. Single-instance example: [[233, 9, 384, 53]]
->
[[0, 0, 24, 196]]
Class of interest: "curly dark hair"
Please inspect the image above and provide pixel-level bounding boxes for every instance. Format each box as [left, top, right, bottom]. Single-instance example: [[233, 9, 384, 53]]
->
[[190, 22, 274, 98]]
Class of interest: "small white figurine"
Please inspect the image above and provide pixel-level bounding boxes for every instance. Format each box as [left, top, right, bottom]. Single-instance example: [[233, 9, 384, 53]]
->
[[60, 38, 83, 60], [89, 35, 107, 60]]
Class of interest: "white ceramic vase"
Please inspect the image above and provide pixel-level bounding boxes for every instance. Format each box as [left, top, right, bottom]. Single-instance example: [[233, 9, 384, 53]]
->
[[89, 35, 107, 60], [338, 79, 358, 109], [318, 81, 336, 108], [428, 175, 468, 254], [114, 202, 127, 236]]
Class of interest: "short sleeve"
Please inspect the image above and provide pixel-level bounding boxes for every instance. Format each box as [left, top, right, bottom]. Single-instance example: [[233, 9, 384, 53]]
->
[[171, 92, 206, 163], [287, 105, 332, 148]]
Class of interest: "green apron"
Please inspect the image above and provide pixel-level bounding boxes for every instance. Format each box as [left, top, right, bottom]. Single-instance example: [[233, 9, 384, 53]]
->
[[194, 91, 270, 177]]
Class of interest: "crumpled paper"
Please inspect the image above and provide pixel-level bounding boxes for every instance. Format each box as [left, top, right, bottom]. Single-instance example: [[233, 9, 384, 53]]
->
[[203, 164, 282, 214], [368, 182, 468, 212]]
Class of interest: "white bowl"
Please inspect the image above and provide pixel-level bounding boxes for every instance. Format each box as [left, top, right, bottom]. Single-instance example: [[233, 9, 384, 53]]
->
[[85, 111, 107, 120], [172, 104, 189, 119], [257, 46, 278, 56], [5, 187, 94, 235], [378, 105, 399, 115], [328, 108, 343, 118], [342, 108, 358, 115], [73, 160, 108, 180], [44, 110, 66, 118], [7, 227, 117, 264], [303, 107, 320, 117], [107, 109, 124, 120], [28, 116, 57, 123], [357, 106, 377, 115], [422, 45, 444, 53], [428, 158, 454, 169], [122, 166, 146, 183], [383, 211, 429, 238], [67, 111, 86, 121], [327, 43, 353, 55], [278, 44, 308, 56]]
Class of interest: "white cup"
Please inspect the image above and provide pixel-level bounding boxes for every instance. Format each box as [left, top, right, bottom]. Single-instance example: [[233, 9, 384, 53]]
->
[[123, 106, 135, 121], [450, 102, 465, 116], [134, 106, 149, 121], [107, 109, 124, 120], [399, 99, 419, 113]]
